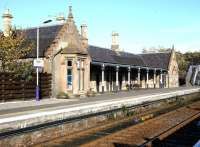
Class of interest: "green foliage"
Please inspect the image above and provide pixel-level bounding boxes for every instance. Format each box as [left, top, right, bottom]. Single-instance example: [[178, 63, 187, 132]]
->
[[14, 62, 35, 81], [176, 97, 185, 105], [184, 52, 200, 65], [106, 111, 116, 120], [176, 52, 188, 76], [122, 105, 135, 117], [0, 29, 35, 80], [142, 46, 171, 53], [57, 92, 69, 99], [176, 51, 200, 76]]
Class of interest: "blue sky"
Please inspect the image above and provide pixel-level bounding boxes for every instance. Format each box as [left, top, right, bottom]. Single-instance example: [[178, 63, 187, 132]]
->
[[0, 0, 200, 53]]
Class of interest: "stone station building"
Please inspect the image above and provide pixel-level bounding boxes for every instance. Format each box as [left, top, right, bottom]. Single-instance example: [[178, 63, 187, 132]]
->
[[1, 7, 179, 97]]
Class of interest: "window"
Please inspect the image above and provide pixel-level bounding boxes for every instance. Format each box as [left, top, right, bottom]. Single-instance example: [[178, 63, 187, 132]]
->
[[67, 69, 72, 88], [67, 60, 72, 90], [68, 60, 72, 67]]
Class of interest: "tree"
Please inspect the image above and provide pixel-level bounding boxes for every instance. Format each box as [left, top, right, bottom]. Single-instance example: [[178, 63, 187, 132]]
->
[[0, 30, 35, 79], [176, 51, 188, 76], [142, 46, 171, 53], [176, 51, 200, 77], [184, 52, 200, 65]]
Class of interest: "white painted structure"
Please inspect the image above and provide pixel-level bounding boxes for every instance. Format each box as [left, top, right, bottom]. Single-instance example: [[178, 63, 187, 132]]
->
[[186, 65, 200, 86]]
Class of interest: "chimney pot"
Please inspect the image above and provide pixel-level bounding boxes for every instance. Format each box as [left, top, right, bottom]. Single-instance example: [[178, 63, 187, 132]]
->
[[2, 9, 13, 37], [81, 24, 88, 48], [56, 13, 65, 23], [111, 31, 120, 51], [81, 24, 88, 39]]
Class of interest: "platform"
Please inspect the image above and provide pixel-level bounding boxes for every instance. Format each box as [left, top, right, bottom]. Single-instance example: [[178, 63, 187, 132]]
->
[[0, 87, 199, 133]]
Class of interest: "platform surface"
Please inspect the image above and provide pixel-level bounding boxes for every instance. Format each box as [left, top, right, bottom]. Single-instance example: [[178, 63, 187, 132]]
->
[[0, 86, 199, 127]]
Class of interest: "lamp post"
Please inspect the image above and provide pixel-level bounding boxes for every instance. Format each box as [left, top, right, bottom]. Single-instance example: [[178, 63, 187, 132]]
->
[[35, 19, 52, 101]]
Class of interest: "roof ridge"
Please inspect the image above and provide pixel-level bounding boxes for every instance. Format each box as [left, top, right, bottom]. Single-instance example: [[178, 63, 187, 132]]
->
[[139, 51, 171, 55], [89, 45, 111, 50], [21, 23, 64, 31], [89, 45, 140, 56]]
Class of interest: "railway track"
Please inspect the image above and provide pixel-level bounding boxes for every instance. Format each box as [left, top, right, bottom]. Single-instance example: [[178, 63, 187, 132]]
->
[[33, 97, 200, 147], [156, 117, 200, 147], [81, 100, 200, 147]]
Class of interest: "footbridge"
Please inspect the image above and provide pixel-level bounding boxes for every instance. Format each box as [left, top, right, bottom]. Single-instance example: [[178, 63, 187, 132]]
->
[[186, 65, 200, 86]]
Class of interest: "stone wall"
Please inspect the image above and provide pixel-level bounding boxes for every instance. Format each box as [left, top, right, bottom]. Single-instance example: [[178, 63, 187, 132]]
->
[[1, 91, 199, 146], [168, 50, 179, 88]]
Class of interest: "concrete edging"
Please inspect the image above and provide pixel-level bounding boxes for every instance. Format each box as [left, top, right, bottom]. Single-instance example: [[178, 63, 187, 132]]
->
[[0, 88, 199, 131]]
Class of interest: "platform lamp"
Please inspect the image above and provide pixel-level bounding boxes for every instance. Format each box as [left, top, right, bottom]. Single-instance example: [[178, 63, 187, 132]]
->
[[35, 19, 53, 101]]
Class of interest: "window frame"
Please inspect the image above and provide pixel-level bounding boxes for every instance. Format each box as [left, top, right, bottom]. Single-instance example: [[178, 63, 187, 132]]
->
[[67, 59, 73, 90]]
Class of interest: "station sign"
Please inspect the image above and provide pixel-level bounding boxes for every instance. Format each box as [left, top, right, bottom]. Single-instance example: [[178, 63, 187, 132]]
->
[[33, 59, 44, 68]]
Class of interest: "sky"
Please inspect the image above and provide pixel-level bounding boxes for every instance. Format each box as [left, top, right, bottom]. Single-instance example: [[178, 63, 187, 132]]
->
[[0, 0, 200, 53]]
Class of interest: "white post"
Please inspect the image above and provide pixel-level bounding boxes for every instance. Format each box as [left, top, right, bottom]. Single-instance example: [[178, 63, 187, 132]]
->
[[165, 73, 167, 88], [128, 66, 131, 90], [138, 68, 141, 86], [101, 64, 105, 93], [193, 68, 198, 85], [154, 69, 156, 88], [146, 68, 149, 88], [36, 27, 40, 101], [160, 69, 163, 88], [116, 66, 119, 91], [35, 19, 53, 100]]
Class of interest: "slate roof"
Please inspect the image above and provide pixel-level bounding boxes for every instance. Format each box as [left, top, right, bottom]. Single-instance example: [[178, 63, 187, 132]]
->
[[61, 43, 88, 55], [139, 53, 171, 69], [88, 45, 171, 69], [22, 24, 63, 57], [18, 24, 171, 69], [23, 24, 88, 57]]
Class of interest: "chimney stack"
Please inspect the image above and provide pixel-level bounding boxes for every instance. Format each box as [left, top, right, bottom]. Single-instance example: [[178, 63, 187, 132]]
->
[[111, 32, 120, 51], [56, 13, 66, 23], [67, 6, 73, 22], [81, 24, 88, 48], [2, 9, 13, 37]]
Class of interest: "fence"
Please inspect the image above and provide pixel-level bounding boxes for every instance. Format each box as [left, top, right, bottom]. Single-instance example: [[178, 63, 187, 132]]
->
[[0, 72, 52, 101]]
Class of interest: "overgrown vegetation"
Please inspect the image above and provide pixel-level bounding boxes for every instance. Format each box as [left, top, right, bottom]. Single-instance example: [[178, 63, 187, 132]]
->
[[106, 111, 116, 120], [122, 105, 135, 117], [57, 92, 69, 99], [0, 29, 35, 80]]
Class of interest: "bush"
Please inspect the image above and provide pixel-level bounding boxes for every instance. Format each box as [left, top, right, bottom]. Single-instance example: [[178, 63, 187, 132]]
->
[[106, 111, 116, 120], [57, 92, 69, 99], [122, 105, 135, 117]]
